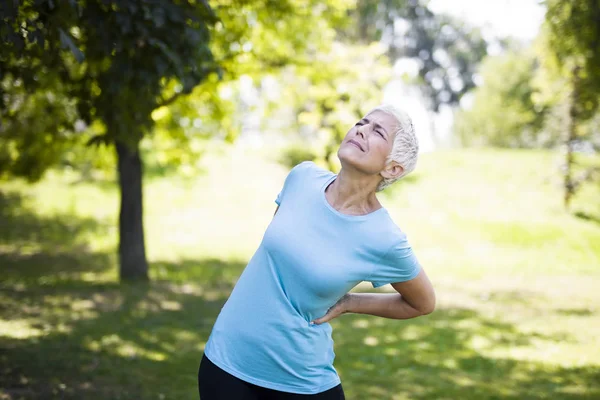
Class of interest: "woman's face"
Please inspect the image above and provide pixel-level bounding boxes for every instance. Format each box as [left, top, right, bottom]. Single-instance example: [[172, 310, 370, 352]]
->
[[337, 110, 398, 175]]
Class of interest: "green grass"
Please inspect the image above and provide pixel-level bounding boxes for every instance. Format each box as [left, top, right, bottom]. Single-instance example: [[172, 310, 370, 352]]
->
[[1, 148, 599, 399]]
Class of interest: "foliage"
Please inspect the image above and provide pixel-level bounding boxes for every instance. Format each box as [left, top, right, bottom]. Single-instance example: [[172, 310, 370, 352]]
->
[[266, 42, 392, 171], [454, 48, 549, 148], [147, 0, 355, 175], [544, 0, 600, 121], [279, 144, 319, 169], [1, 0, 218, 180], [0, 78, 81, 181], [541, 0, 600, 207], [0, 0, 355, 280], [346, 0, 488, 111], [454, 7, 600, 150], [0, 0, 354, 181]]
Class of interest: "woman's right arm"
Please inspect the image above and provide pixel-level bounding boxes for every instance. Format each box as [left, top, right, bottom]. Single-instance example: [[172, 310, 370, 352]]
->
[[348, 270, 435, 320], [311, 269, 435, 325]]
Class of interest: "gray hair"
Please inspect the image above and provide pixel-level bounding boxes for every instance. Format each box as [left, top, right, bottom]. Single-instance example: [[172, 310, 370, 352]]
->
[[367, 104, 419, 192]]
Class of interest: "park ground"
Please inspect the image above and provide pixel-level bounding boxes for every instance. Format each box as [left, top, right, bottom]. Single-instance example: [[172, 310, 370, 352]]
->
[[1, 148, 599, 399]]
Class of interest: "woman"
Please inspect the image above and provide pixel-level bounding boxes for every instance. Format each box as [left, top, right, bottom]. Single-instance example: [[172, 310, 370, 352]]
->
[[198, 104, 436, 399]]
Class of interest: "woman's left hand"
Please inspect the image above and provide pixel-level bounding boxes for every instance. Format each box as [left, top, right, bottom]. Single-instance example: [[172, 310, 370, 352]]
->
[[311, 293, 353, 325]]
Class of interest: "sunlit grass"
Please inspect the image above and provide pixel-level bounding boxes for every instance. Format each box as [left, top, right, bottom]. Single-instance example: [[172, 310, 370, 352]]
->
[[1, 147, 599, 399]]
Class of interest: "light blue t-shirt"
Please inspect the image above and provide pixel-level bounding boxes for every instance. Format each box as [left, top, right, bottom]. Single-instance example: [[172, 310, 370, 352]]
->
[[204, 161, 421, 394]]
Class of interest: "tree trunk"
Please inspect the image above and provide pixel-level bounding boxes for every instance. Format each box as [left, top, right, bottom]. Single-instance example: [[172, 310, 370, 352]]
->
[[116, 140, 149, 281], [564, 121, 575, 210], [564, 67, 580, 210]]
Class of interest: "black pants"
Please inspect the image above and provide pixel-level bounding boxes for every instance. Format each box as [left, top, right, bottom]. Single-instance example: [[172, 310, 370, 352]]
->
[[198, 354, 345, 400]]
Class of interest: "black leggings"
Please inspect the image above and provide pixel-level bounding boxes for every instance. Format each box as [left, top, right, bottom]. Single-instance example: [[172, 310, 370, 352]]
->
[[198, 354, 345, 400]]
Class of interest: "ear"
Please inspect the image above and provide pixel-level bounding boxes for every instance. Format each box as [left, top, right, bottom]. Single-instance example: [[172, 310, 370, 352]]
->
[[380, 161, 404, 180]]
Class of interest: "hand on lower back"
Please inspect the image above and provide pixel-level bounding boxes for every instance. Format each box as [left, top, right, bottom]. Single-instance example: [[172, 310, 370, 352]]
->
[[311, 293, 352, 325]]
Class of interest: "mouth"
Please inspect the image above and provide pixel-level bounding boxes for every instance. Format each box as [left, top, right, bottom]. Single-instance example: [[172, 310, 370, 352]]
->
[[347, 139, 364, 152]]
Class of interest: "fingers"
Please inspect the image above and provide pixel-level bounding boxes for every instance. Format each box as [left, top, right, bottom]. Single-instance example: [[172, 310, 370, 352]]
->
[[311, 307, 336, 325], [311, 295, 351, 325]]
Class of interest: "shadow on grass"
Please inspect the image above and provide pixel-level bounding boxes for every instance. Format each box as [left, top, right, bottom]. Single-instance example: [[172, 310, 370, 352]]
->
[[0, 191, 114, 286], [554, 308, 595, 317], [332, 309, 600, 399], [0, 191, 108, 249], [0, 188, 244, 399], [3, 282, 599, 400], [1, 190, 599, 399], [151, 258, 245, 289], [0, 261, 241, 400], [574, 211, 600, 226]]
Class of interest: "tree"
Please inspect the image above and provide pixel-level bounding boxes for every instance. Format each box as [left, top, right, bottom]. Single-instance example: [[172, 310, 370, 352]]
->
[[1, 0, 221, 281], [346, 0, 488, 112], [544, 0, 600, 120], [0, 0, 352, 281], [267, 42, 392, 171], [543, 0, 600, 208], [453, 48, 548, 148]]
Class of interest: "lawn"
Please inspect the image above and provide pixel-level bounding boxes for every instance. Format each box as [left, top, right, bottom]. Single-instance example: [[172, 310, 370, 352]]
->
[[1, 148, 599, 399]]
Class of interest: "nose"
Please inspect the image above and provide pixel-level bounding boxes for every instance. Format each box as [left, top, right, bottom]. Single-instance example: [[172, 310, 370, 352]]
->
[[356, 125, 366, 139]]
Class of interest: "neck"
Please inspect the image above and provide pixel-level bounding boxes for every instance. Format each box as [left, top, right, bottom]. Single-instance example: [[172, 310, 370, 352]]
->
[[325, 167, 382, 215]]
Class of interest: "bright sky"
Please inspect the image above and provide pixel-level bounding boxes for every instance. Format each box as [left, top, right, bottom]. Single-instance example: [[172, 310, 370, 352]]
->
[[384, 0, 547, 152], [428, 0, 546, 41]]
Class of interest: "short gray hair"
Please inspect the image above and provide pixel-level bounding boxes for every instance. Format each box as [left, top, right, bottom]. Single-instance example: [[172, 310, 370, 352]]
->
[[368, 104, 419, 192]]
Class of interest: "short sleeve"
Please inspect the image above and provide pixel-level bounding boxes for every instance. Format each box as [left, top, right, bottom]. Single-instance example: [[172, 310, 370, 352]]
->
[[369, 233, 421, 288], [274, 161, 312, 206], [274, 171, 290, 206]]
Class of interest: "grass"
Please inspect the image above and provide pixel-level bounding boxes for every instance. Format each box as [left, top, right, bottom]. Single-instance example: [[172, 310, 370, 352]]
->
[[1, 148, 599, 399]]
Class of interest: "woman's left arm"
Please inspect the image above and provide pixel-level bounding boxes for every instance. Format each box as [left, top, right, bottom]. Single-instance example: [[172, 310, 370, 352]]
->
[[311, 268, 435, 324]]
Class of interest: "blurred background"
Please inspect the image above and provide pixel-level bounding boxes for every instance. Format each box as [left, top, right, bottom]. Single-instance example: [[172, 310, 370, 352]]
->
[[1, 0, 599, 399]]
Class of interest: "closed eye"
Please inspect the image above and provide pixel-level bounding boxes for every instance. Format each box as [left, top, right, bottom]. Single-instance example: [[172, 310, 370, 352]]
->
[[356, 118, 368, 127]]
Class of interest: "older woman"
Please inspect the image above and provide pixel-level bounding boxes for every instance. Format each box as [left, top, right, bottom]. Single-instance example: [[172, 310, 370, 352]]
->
[[198, 104, 436, 399]]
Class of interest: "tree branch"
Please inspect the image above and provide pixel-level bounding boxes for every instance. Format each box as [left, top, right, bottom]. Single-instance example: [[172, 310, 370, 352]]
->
[[157, 92, 183, 108]]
